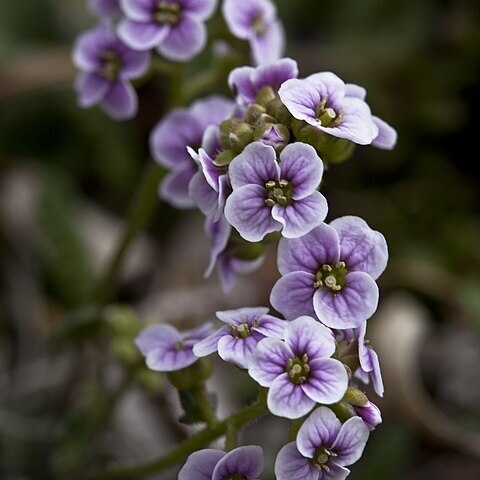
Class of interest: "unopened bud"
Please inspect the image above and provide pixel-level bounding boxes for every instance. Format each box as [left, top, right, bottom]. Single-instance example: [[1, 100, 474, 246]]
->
[[255, 86, 276, 106], [215, 149, 237, 165], [343, 387, 369, 407], [254, 123, 290, 152]]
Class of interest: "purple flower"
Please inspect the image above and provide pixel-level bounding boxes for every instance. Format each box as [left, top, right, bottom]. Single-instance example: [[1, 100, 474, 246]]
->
[[118, 0, 217, 61], [73, 24, 150, 120], [248, 317, 348, 419], [354, 401, 382, 431], [150, 96, 234, 208], [279, 73, 397, 148], [224, 142, 328, 242], [135, 322, 213, 371], [275, 407, 370, 480], [228, 58, 298, 105], [179, 445, 264, 480], [222, 0, 284, 65], [204, 215, 265, 293], [89, 0, 121, 19], [270, 216, 388, 329], [193, 307, 286, 369]]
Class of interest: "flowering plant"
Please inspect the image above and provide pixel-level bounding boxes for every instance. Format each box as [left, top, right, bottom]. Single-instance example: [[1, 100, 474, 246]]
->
[[72, 0, 396, 478]]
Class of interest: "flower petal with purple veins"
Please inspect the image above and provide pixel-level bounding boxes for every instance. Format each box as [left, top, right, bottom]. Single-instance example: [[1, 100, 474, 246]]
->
[[212, 445, 264, 480], [275, 442, 319, 480], [321, 464, 350, 480], [248, 338, 292, 386], [279, 143, 324, 200], [192, 326, 231, 357], [270, 271, 317, 320], [189, 171, 219, 217], [228, 66, 257, 104], [329, 216, 388, 280], [179, 449, 226, 480], [118, 19, 170, 50], [158, 15, 207, 62], [250, 19, 285, 65], [217, 334, 258, 369], [119, 47, 151, 78], [271, 191, 328, 238], [222, 0, 276, 39], [313, 271, 379, 329], [228, 142, 280, 189], [331, 416, 370, 466], [160, 164, 197, 208], [369, 349, 384, 397], [278, 79, 321, 123], [296, 407, 341, 458], [372, 115, 398, 150], [101, 80, 137, 120], [75, 73, 110, 107], [135, 324, 181, 356], [305, 72, 346, 109], [252, 314, 286, 338], [267, 372, 315, 419], [204, 215, 231, 278], [301, 358, 348, 404], [277, 223, 341, 276], [355, 401, 382, 431], [145, 344, 197, 371], [224, 184, 282, 242], [216, 307, 270, 324]]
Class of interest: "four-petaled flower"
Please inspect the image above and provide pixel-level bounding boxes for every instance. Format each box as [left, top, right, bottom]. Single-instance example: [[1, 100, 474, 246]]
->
[[271, 216, 388, 329], [193, 307, 286, 369], [275, 406, 370, 480], [73, 24, 150, 120], [118, 0, 217, 61], [248, 316, 348, 419], [179, 446, 264, 480], [222, 0, 284, 65], [135, 322, 213, 372], [225, 142, 328, 242], [150, 96, 234, 208], [279, 72, 397, 148]]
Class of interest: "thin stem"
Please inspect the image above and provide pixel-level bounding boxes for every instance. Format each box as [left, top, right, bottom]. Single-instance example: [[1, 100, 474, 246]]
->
[[224, 422, 238, 451], [87, 389, 268, 480], [192, 384, 218, 428]]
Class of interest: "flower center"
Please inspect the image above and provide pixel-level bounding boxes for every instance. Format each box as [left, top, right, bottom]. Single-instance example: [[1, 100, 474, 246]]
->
[[315, 95, 344, 127], [264, 179, 293, 207], [286, 354, 310, 384], [251, 14, 268, 36], [174, 340, 184, 351], [99, 50, 122, 81], [155, 1, 181, 24], [229, 316, 258, 339], [224, 475, 246, 480], [311, 445, 337, 472], [313, 262, 347, 292]]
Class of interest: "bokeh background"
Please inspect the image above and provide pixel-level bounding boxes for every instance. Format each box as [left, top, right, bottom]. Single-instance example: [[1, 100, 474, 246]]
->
[[1, 0, 479, 479]]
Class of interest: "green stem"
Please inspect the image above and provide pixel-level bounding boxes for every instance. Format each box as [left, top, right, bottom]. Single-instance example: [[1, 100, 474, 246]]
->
[[87, 389, 268, 480], [192, 384, 217, 428], [94, 163, 164, 304], [224, 422, 238, 451]]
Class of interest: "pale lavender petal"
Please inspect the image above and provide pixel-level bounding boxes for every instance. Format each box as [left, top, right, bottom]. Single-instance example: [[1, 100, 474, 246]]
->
[[189, 171, 218, 217], [329, 216, 388, 280], [119, 0, 154, 22], [192, 326, 230, 357], [197, 148, 225, 191], [224, 184, 281, 242], [216, 307, 269, 324], [252, 57, 299, 93], [297, 407, 341, 458], [277, 224, 341, 276], [118, 19, 170, 50], [201, 124, 221, 156], [222, 0, 275, 39], [279, 143, 324, 200], [179, 449, 226, 480], [372, 115, 397, 150], [268, 372, 315, 419], [369, 350, 384, 397], [187, 322, 215, 341], [75, 73, 109, 107], [270, 272, 316, 320], [332, 416, 370, 466], [272, 192, 328, 239], [120, 48, 151, 78], [179, 0, 217, 20], [204, 215, 231, 277], [275, 442, 319, 480], [135, 324, 181, 356], [159, 16, 206, 61], [101, 80, 137, 120], [345, 83, 367, 100], [301, 358, 348, 404], [279, 79, 320, 123], [217, 334, 259, 368], [160, 164, 197, 208], [248, 338, 292, 386], [212, 445, 264, 480], [145, 344, 197, 371], [89, 0, 121, 19], [228, 66, 256, 104], [322, 464, 350, 480], [305, 72, 346, 109], [252, 314, 286, 338], [284, 316, 336, 359], [354, 402, 382, 431], [313, 272, 379, 329], [191, 96, 236, 130], [357, 322, 373, 372], [250, 20, 285, 65], [228, 142, 280, 189], [72, 28, 106, 71]]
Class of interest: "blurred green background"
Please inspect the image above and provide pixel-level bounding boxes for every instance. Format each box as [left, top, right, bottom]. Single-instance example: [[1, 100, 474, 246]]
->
[[0, 0, 479, 479]]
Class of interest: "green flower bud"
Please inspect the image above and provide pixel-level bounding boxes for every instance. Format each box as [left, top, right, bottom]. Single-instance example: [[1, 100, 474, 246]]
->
[[255, 85, 276, 106], [266, 96, 293, 125], [215, 149, 237, 165], [330, 401, 357, 422], [167, 358, 213, 390], [244, 103, 267, 123], [253, 123, 290, 153], [343, 387, 369, 407]]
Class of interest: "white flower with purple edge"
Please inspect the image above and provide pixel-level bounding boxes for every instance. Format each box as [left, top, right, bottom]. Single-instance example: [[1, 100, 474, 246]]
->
[[224, 142, 328, 242], [222, 0, 284, 65], [279, 72, 397, 149], [193, 307, 286, 369], [118, 0, 217, 62], [135, 322, 213, 372], [248, 316, 348, 419], [150, 96, 234, 208], [204, 215, 265, 294], [275, 406, 369, 480], [270, 216, 388, 329], [73, 24, 150, 120], [228, 57, 298, 105], [179, 445, 264, 480]]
